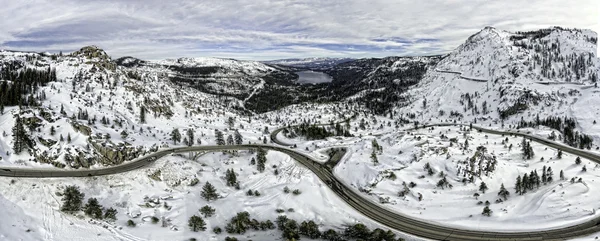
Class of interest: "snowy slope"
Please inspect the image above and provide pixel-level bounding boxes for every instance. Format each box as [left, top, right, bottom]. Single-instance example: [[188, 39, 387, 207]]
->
[[399, 27, 599, 140]]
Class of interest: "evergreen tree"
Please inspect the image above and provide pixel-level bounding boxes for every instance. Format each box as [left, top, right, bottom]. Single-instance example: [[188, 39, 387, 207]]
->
[[542, 166, 547, 184], [186, 128, 194, 147], [299, 220, 321, 239], [560, 170, 565, 180], [199, 205, 216, 218], [575, 156, 582, 165], [482, 206, 492, 216], [546, 167, 554, 183], [12, 115, 31, 154], [250, 157, 256, 165], [281, 219, 300, 240], [139, 106, 146, 124], [61, 185, 84, 212], [515, 176, 522, 195], [67, 133, 72, 143], [522, 173, 529, 193], [257, 148, 267, 172], [50, 126, 56, 135], [201, 182, 218, 201], [498, 183, 509, 200], [188, 215, 206, 232], [322, 229, 341, 241], [234, 129, 243, 145], [557, 150, 563, 159], [370, 150, 378, 164], [215, 130, 225, 145], [104, 207, 118, 220], [225, 169, 237, 187], [227, 134, 234, 145], [479, 182, 488, 193], [171, 128, 181, 144], [521, 138, 534, 159], [84, 198, 104, 219]]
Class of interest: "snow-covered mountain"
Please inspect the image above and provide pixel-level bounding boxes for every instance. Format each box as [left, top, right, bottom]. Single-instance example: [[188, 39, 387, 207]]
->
[[0, 26, 597, 169], [263, 57, 354, 70], [400, 26, 599, 140]]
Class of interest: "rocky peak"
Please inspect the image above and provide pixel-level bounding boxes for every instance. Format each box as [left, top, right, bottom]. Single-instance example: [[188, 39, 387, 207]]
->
[[72, 45, 110, 60]]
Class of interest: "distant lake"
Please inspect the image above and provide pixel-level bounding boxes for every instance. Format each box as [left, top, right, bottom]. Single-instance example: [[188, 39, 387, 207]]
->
[[295, 71, 332, 84]]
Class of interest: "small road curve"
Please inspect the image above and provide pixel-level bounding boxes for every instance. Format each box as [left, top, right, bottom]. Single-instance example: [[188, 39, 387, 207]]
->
[[2, 121, 600, 240], [435, 69, 488, 82], [270, 113, 357, 146]]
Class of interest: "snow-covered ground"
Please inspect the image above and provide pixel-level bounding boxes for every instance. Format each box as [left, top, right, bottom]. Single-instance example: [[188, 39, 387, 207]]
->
[[334, 125, 600, 231], [0, 150, 420, 241]]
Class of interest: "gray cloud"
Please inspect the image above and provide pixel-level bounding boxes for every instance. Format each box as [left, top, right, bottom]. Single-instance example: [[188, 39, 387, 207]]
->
[[0, 0, 597, 60]]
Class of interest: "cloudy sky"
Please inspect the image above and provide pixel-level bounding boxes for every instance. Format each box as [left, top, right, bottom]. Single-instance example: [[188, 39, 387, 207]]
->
[[0, 0, 597, 60]]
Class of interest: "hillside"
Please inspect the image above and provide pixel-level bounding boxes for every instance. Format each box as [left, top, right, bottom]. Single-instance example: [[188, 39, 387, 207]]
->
[[263, 57, 355, 70], [399, 27, 599, 142]]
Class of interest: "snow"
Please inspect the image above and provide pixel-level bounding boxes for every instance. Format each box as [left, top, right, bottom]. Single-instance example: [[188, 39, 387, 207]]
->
[[0, 26, 598, 240], [0, 150, 420, 241], [334, 125, 600, 231]]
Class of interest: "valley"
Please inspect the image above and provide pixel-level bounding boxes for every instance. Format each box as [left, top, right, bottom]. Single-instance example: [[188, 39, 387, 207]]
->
[[0, 26, 598, 241]]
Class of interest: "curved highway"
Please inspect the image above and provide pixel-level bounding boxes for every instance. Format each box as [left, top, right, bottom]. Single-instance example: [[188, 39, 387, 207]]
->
[[2, 121, 600, 240]]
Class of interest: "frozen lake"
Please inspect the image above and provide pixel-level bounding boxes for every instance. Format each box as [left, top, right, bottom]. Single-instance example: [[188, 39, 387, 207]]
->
[[295, 71, 333, 84]]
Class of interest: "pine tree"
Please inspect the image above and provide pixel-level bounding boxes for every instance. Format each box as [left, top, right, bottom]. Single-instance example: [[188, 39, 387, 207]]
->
[[67, 133, 72, 143], [199, 205, 216, 218], [227, 134, 234, 145], [515, 176, 522, 195], [171, 128, 181, 144], [257, 148, 267, 172], [186, 128, 194, 147], [61, 185, 85, 212], [482, 206, 492, 216], [542, 166, 547, 184], [546, 167, 554, 182], [0, 102, 4, 114], [215, 130, 225, 145], [479, 182, 488, 193], [84, 198, 104, 219], [370, 150, 378, 165], [522, 173, 529, 193], [234, 129, 243, 145], [201, 182, 218, 201], [60, 104, 66, 116], [560, 170, 565, 180], [498, 183, 509, 200], [557, 150, 563, 159], [225, 169, 237, 187], [188, 215, 206, 232], [250, 157, 256, 165], [12, 115, 31, 154], [104, 207, 118, 220], [575, 157, 582, 165], [139, 106, 146, 124], [50, 126, 56, 135]]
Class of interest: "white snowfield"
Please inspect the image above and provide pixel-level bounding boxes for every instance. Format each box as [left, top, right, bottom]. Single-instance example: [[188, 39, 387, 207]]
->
[[334, 125, 600, 231]]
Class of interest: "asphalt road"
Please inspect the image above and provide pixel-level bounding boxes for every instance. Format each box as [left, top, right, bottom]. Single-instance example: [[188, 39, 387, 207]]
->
[[2, 122, 600, 240]]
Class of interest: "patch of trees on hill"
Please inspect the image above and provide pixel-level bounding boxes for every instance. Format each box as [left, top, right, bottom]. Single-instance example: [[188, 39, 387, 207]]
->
[[518, 115, 593, 149], [0, 62, 56, 108], [290, 122, 352, 140]]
